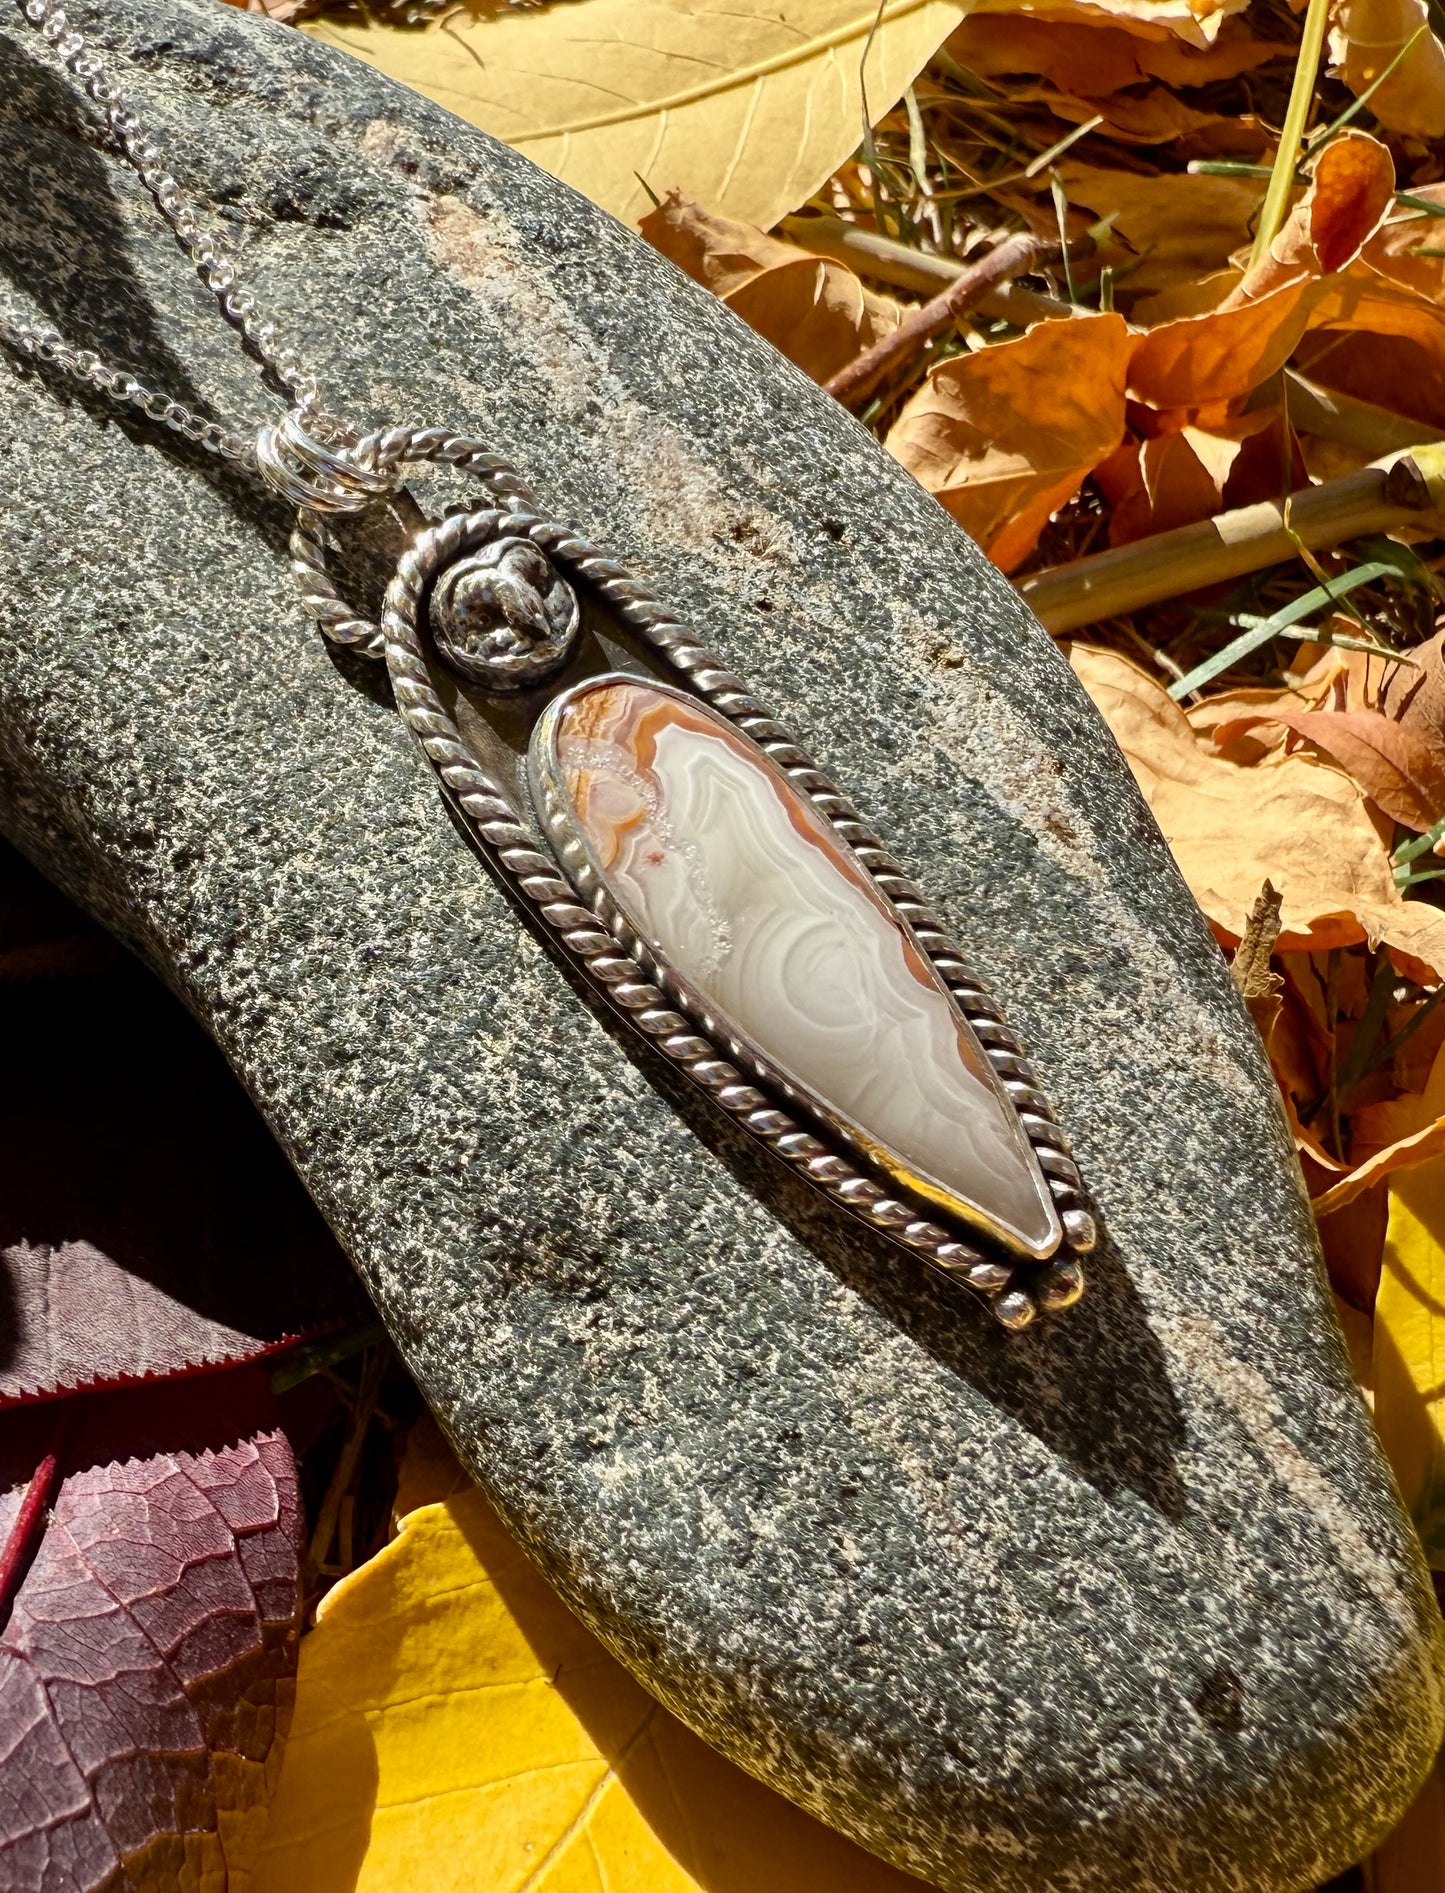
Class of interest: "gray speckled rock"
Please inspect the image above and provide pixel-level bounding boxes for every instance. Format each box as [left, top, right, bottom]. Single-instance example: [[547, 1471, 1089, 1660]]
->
[[0, 5, 1440, 1887]]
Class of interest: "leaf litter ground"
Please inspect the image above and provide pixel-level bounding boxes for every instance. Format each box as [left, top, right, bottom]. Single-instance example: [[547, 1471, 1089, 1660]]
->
[[37, 0, 1445, 1884]]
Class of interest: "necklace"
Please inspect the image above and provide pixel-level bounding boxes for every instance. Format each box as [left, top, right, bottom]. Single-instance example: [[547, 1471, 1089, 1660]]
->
[[5, 0, 1094, 1327]]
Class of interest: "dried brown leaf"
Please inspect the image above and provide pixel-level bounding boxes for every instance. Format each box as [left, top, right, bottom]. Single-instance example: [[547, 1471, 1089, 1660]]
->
[[1005, 82, 1226, 143], [1213, 707, 1445, 832], [1364, 188, 1445, 305], [1318, 1184, 1388, 1310], [1232, 880, 1285, 1046], [1060, 166, 1261, 299], [1302, 271, 1445, 431], [1069, 645, 1445, 976], [965, 0, 1252, 50], [1383, 627, 1445, 756], [1315, 1114, 1445, 1212], [947, 14, 1285, 91], [885, 313, 1134, 570], [640, 191, 902, 385], [1331, 0, 1445, 140]]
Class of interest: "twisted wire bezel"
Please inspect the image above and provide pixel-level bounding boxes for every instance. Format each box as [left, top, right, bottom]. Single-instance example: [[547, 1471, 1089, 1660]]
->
[[345, 465, 1093, 1329]]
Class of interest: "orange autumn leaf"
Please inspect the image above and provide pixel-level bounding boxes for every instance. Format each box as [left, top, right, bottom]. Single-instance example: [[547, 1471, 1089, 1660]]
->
[[1332, 0, 1445, 140], [1238, 129, 1396, 298], [1069, 645, 1445, 977], [640, 191, 901, 386], [1212, 708, 1445, 833], [1093, 429, 1230, 543], [1364, 187, 1445, 305], [1004, 82, 1225, 143], [1093, 409, 1303, 544], [885, 313, 1134, 571], [1128, 278, 1312, 409], [965, 0, 1252, 49], [1303, 271, 1445, 427], [1347, 1034, 1445, 1171], [1315, 1117, 1445, 1213], [1366, 1762, 1445, 1892], [945, 14, 1285, 93], [1128, 134, 1396, 410]]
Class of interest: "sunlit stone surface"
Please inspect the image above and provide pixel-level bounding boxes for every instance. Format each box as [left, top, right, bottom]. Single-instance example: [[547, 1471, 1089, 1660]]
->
[[538, 677, 1060, 1258]]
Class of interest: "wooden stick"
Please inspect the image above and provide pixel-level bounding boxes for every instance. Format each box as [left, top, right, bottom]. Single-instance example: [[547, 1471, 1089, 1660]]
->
[[824, 231, 1061, 409], [780, 214, 1073, 323], [1018, 448, 1445, 636]]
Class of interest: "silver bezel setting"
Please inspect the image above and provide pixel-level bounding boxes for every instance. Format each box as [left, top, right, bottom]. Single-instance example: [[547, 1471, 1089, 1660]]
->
[[298, 428, 1094, 1330], [529, 672, 1062, 1263]]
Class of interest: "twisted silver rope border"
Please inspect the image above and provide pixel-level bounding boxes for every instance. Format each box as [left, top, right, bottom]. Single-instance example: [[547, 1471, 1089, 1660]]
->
[[292, 428, 1095, 1328], [289, 427, 539, 657]]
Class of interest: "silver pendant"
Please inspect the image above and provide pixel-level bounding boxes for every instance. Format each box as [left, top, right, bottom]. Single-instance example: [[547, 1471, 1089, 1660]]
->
[[265, 415, 1094, 1329]]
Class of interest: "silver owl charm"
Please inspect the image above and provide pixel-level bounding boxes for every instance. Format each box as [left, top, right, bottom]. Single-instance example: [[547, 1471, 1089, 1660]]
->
[[428, 535, 580, 690]]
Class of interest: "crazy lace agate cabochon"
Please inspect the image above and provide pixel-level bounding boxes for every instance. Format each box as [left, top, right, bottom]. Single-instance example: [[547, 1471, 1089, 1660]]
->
[[0, 4, 1440, 1890], [540, 676, 1060, 1256]]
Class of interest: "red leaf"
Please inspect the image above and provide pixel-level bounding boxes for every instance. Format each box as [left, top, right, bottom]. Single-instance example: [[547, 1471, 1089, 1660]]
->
[[0, 1370, 302, 1891], [0, 843, 366, 1404]]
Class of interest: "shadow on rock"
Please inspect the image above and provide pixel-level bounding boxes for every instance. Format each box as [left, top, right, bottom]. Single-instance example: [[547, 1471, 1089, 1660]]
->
[[453, 802, 1190, 1525], [0, 32, 290, 546]]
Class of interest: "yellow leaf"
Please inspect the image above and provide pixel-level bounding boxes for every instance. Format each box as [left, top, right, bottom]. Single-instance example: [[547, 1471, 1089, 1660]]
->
[[1374, 1157, 1445, 1566], [1331, 0, 1445, 141], [640, 191, 902, 385], [251, 1480, 936, 1891], [305, 0, 967, 231], [1068, 645, 1445, 979], [885, 313, 1134, 571]]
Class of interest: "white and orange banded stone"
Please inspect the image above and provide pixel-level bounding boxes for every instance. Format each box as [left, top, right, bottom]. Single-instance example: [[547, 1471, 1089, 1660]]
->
[[535, 677, 1060, 1259]]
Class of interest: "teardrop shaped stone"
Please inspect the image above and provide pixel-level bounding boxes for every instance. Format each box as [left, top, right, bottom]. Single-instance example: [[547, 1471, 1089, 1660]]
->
[[534, 676, 1061, 1259]]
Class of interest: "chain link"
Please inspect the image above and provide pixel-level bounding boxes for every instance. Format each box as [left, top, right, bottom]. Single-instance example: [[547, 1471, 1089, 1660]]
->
[[2, 0, 338, 463]]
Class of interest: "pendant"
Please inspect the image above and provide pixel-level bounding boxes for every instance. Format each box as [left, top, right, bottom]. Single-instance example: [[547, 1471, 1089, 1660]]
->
[[265, 416, 1094, 1328]]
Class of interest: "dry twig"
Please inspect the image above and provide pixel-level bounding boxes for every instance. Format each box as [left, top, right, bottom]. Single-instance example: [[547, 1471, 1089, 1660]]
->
[[780, 213, 1074, 323], [1020, 448, 1445, 634], [824, 230, 1061, 408]]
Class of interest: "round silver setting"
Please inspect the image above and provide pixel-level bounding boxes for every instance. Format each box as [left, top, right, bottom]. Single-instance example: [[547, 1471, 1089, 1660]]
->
[[429, 535, 579, 691]]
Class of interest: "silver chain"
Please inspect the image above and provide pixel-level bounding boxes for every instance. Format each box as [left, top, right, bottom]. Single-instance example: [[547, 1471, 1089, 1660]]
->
[[2, 0, 337, 466]]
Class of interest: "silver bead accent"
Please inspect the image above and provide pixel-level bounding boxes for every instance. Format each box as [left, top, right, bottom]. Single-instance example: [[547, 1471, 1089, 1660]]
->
[[1036, 1262, 1085, 1311], [257, 411, 398, 515], [1062, 1207, 1097, 1253], [992, 1290, 1037, 1332]]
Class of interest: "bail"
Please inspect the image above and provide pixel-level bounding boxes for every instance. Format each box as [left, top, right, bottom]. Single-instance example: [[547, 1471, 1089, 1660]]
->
[[256, 409, 399, 515]]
